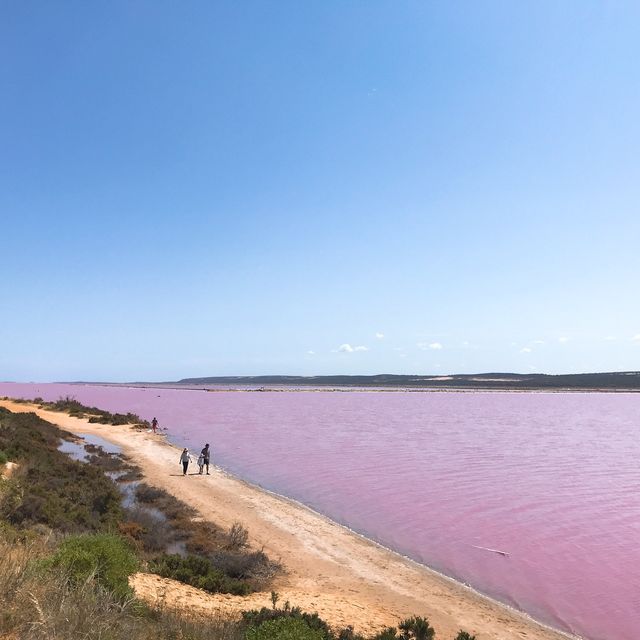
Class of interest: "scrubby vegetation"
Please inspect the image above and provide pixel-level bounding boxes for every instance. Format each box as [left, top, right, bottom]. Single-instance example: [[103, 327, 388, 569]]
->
[[44, 532, 139, 600], [247, 617, 326, 640], [241, 601, 447, 640], [39, 395, 151, 427], [0, 408, 123, 531], [242, 602, 333, 638], [0, 537, 244, 640], [150, 553, 251, 595], [133, 483, 279, 589], [0, 406, 279, 591]]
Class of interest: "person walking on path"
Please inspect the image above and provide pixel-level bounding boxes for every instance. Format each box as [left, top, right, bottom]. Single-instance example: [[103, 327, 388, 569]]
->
[[179, 448, 191, 475], [151, 417, 158, 434], [201, 443, 211, 475], [197, 451, 205, 475]]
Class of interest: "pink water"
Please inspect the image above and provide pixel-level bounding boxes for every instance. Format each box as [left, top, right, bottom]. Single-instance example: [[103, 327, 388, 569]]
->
[[2, 382, 639, 639]]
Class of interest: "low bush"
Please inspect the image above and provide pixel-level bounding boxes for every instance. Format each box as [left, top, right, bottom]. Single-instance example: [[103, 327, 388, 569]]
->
[[45, 533, 138, 600], [136, 482, 197, 520], [247, 617, 326, 640], [454, 633, 476, 640], [241, 606, 332, 639], [133, 482, 230, 557], [86, 451, 128, 472], [117, 465, 144, 481], [226, 521, 249, 550], [0, 450, 8, 465], [210, 548, 280, 586], [149, 553, 251, 595], [135, 483, 167, 504], [398, 617, 435, 640], [121, 506, 177, 554]]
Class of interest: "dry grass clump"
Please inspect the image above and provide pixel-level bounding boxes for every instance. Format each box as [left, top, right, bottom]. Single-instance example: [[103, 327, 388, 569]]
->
[[210, 548, 281, 590], [120, 506, 178, 554], [0, 538, 243, 640], [136, 482, 198, 521], [134, 482, 227, 555], [117, 465, 144, 481], [226, 522, 249, 550]]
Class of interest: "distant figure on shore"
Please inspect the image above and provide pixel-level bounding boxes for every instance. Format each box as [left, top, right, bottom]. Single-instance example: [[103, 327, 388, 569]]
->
[[197, 451, 205, 474], [201, 443, 211, 475], [151, 417, 158, 434], [179, 448, 191, 475]]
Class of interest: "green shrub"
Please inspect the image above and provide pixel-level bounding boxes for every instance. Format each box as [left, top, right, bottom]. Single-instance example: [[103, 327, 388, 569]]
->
[[398, 617, 435, 640], [0, 450, 8, 465], [46, 533, 138, 600], [454, 633, 476, 640], [149, 553, 251, 595], [242, 607, 332, 638], [247, 617, 326, 640]]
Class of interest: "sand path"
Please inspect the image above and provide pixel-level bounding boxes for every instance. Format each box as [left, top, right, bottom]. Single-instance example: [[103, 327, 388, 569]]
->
[[0, 400, 576, 639]]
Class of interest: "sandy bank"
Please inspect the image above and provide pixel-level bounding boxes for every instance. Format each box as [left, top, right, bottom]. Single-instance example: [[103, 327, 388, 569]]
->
[[0, 399, 576, 639]]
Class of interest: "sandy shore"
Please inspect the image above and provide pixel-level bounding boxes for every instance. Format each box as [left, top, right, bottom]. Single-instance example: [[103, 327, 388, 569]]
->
[[0, 399, 576, 639]]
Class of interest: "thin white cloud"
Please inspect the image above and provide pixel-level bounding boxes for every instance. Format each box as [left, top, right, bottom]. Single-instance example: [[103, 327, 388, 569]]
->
[[632, 334, 640, 342], [417, 342, 443, 350], [558, 336, 569, 343], [520, 347, 532, 353], [337, 343, 368, 353], [375, 332, 384, 339], [307, 350, 315, 355], [604, 336, 616, 341], [533, 340, 545, 345]]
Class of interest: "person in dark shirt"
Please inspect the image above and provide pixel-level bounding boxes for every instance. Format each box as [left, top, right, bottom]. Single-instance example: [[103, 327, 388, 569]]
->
[[201, 443, 211, 475]]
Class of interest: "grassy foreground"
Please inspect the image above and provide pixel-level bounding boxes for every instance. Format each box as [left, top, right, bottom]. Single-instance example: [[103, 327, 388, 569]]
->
[[0, 402, 477, 640]]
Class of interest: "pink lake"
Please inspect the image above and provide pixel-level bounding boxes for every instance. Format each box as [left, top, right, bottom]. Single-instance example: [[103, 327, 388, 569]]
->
[[1, 382, 639, 640]]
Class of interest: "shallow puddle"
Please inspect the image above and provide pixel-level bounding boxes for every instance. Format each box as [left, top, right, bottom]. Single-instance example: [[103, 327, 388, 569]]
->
[[58, 434, 186, 556]]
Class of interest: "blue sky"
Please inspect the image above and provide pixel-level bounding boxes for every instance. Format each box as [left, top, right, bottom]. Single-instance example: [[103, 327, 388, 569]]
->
[[1, 1, 639, 381]]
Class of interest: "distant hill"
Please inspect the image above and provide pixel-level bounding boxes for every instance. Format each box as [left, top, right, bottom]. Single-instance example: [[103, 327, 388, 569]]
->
[[173, 372, 640, 390]]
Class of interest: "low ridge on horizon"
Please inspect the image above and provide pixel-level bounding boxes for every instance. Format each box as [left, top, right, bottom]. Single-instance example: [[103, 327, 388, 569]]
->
[[110, 371, 640, 390]]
